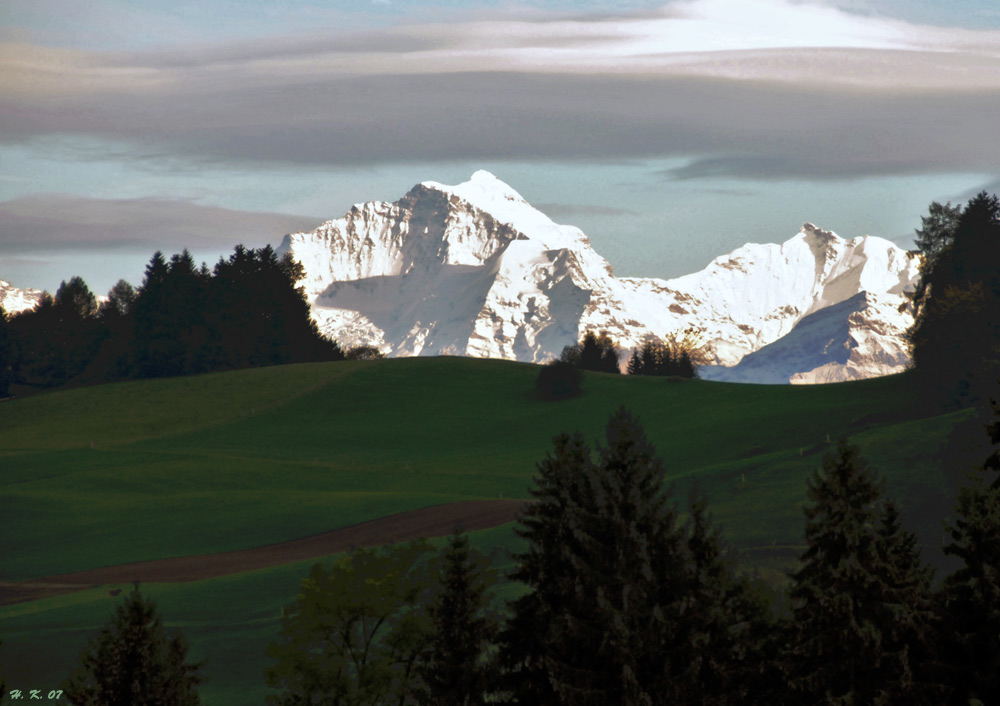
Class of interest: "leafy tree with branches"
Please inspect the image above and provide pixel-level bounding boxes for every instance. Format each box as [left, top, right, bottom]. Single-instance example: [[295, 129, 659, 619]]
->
[[267, 540, 437, 706], [62, 584, 203, 706]]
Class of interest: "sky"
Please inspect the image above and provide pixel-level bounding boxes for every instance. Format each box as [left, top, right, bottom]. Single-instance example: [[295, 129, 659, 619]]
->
[[2, 0, 999, 295]]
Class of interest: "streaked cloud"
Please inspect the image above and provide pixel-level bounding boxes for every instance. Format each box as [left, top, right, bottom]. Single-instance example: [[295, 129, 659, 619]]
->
[[0, 194, 322, 253], [536, 202, 640, 219], [1, 0, 998, 182]]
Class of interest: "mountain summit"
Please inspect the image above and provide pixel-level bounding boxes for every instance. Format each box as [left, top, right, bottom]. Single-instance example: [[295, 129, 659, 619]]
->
[[0, 279, 42, 316], [277, 172, 920, 382]]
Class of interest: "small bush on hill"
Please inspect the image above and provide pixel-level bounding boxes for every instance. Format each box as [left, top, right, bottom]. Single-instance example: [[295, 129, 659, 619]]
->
[[346, 344, 385, 360], [535, 360, 583, 400]]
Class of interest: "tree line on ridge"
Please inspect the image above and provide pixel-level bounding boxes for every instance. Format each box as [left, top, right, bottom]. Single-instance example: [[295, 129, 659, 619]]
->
[[0, 246, 345, 395]]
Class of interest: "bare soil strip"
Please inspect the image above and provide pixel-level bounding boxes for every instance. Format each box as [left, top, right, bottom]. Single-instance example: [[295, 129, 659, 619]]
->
[[0, 499, 526, 607]]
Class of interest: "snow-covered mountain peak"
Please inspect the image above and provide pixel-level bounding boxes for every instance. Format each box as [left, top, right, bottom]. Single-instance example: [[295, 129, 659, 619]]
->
[[421, 170, 528, 214], [0, 279, 42, 315], [800, 222, 839, 240], [418, 171, 585, 249], [277, 173, 921, 382]]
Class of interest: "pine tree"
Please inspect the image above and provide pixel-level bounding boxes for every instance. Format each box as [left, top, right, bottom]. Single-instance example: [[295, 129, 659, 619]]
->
[[784, 441, 935, 705], [871, 501, 938, 703], [564, 331, 620, 374], [62, 584, 203, 706], [984, 396, 1000, 483], [499, 431, 592, 704], [937, 473, 1000, 705], [626, 337, 702, 379], [420, 529, 497, 706], [1, 638, 7, 706], [908, 192, 1000, 405], [677, 492, 782, 706], [677, 349, 697, 379], [502, 408, 698, 706], [0, 308, 11, 397]]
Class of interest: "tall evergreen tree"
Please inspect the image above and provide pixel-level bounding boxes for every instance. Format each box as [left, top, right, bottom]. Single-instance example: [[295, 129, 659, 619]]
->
[[62, 584, 203, 706], [52, 276, 106, 383], [420, 529, 497, 706], [499, 431, 592, 704], [678, 492, 782, 706], [784, 441, 935, 705], [912, 201, 962, 287], [984, 396, 1000, 483], [908, 192, 1000, 405], [0, 308, 11, 397], [625, 337, 701, 379], [872, 501, 938, 702], [937, 472, 1000, 705], [502, 408, 747, 705], [131, 250, 213, 378], [93, 279, 138, 381], [6, 284, 104, 388], [561, 331, 620, 374]]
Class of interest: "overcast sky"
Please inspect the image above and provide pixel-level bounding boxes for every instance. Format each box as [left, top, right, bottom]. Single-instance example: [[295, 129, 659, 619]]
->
[[2, 0, 999, 294]]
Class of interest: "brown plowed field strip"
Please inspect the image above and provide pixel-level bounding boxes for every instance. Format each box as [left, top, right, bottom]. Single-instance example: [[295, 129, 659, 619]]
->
[[0, 499, 527, 607]]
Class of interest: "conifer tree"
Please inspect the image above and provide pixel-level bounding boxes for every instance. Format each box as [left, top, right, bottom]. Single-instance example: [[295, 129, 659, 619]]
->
[[420, 529, 497, 706], [499, 431, 592, 704], [1, 638, 7, 706], [872, 501, 938, 702], [0, 308, 11, 397], [62, 584, 203, 706], [784, 441, 936, 705], [503, 408, 706, 706], [984, 396, 1000, 483], [908, 192, 1000, 405], [678, 493, 782, 706], [561, 331, 620, 373], [626, 336, 702, 379], [937, 473, 1000, 705]]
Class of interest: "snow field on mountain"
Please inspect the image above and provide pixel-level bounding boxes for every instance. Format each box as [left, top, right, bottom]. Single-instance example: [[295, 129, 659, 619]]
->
[[278, 172, 920, 383]]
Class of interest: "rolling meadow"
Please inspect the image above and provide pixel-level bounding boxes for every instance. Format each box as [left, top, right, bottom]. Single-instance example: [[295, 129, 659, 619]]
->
[[0, 356, 982, 704]]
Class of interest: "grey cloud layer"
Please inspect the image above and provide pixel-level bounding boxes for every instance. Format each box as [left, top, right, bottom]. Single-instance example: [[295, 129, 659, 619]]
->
[[3, 13, 1000, 181], [0, 195, 322, 253]]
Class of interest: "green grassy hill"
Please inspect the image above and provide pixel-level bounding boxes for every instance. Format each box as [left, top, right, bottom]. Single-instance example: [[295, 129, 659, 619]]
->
[[0, 357, 981, 704]]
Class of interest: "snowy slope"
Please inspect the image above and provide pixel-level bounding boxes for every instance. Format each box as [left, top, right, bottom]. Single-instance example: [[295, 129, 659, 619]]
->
[[700, 291, 914, 384], [277, 171, 921, 381], [0, 279, 42, 315]]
